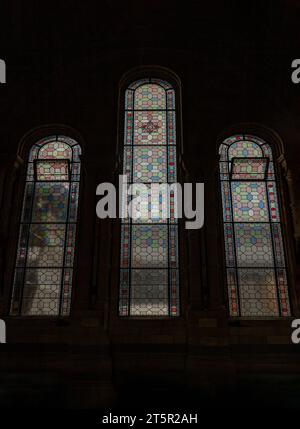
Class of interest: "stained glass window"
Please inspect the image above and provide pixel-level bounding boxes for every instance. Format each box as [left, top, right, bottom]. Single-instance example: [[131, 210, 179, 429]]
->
[[119, 78, 179, 316], [10, 136, 81, 316], [219, 134, 290, 317]]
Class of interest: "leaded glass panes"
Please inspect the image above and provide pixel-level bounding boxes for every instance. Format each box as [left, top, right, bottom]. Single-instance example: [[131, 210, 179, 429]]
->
[[238, 268, 279, 316], [35, 159, 70, 181], [131, 269, 169, 316], [134, 84, 166, 109], [219, 134, 290, 317], [234, 223, 274, 267], [10, 135, 81, 316], [32, 183, 69, 222], [134, 111, 167, 144], [133, 147, 168, 182], [119, 78, 179, 316], [231, 182, 269, 222], [131, 225, 168, 268], [231, 158, 268, 180]]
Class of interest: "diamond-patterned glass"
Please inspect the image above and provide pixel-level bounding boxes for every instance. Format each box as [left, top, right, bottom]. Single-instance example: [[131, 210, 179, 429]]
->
[[10, 136, 81, 316], [120, 78, 179, 316], [219, 134, 290, 317]]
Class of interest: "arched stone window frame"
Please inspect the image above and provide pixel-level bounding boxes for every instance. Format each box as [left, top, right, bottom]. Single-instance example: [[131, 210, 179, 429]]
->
[[217, 123, 298, 318], [4, 125, 85, 318], [111, 66, 188, 321]]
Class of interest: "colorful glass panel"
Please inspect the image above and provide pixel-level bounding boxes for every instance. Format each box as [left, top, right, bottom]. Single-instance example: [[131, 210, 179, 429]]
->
[[120, 78, 179, 316], [133, 147, 167, 183], [219, 134, 290, 317], [130, 269, 169, 316], [238, 268, 279, 316], [35, 160, 69, 181], [231, 182, 269, 222], [38, 141, 72, 159], [131, 225, 168, 268], [234, 223, 274, 267], [228, 140, 262, 160], [32, 183, 69, 222], [10, 136, 81, 316], [134, 84, 166, 109], [231, 158, 268, 180], [134, 111, 166, 145]]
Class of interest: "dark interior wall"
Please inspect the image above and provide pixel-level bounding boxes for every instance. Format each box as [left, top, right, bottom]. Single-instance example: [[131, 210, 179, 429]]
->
[[0, 0, 300, 409]]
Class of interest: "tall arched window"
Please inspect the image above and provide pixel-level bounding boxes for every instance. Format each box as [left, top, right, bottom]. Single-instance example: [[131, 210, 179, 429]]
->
[[119, 78, 179, 317], [10, 135, 81, 316], [219, 134, 290, 317]]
